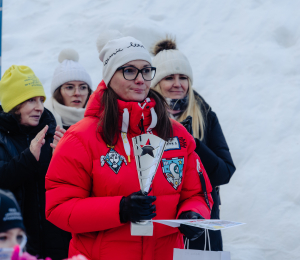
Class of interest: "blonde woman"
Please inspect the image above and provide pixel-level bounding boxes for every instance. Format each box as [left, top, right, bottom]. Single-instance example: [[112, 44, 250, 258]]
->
[[151, 38, 236, 251]]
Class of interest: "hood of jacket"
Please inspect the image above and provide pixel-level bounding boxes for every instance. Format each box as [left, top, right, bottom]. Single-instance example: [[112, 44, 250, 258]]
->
[[0, 106, 56, 136], [84, 80, 157, 136]]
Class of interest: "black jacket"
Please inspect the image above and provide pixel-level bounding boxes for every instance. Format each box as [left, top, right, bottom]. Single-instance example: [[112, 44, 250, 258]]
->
[[184, 93, 236, 251], [0, 107, 70, 260]]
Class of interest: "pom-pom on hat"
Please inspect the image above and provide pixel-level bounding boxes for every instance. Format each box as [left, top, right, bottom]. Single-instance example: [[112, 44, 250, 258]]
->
[[0, 65, 46, 112], [0, 189, 25, 233], [51, 49, 92, 95], [150, 37, 193, 88], [97, 30, 152, 86]]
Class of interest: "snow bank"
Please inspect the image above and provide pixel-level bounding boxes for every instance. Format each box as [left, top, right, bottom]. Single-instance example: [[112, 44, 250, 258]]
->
[[2, 1, 300, 259]]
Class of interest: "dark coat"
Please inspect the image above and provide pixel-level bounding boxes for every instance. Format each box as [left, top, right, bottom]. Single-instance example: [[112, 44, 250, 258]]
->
[[185, 94, 236, 251], [0, 107, 70, 260]]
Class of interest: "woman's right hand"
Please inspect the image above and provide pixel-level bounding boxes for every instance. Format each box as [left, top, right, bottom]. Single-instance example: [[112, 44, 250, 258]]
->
[[119, 191, 156, 223], [29, 125, 48, 161]]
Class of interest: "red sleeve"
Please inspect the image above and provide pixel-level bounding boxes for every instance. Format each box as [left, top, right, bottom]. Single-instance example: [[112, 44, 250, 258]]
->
[[45, 133, 123, 233], [176, 133, 213, 219]]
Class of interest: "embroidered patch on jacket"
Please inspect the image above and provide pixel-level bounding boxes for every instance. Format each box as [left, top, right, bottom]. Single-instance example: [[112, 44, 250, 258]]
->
[[161, 157, 184, 190], [100, 148, 127, 174], [164, 137, 187, 151], [178, 137, 187, 148]]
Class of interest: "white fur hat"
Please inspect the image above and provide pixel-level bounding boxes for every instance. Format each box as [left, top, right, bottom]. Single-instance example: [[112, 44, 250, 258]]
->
[[150, 38, 193, 88], [96, 30, 152, 86], [51, 49, 92, 95]]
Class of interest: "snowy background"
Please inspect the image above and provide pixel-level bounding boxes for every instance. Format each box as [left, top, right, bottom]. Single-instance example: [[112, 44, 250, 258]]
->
[[2, 1, 300, 259]]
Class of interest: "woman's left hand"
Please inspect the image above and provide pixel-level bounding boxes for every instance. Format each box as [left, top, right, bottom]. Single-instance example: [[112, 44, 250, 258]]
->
[[178, 211, 205, 241], [50, 125, 66, 150]]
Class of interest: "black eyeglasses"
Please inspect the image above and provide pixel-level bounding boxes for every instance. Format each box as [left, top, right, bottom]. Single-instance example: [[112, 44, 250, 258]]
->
[[116, 65, 156, 81]]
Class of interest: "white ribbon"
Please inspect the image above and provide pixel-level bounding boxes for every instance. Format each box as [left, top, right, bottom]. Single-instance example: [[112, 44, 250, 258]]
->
[[121, 108, 129, 133], [121, 108, 131, 162], [145, 98, 157, 133], [147, 107, 157, 133]]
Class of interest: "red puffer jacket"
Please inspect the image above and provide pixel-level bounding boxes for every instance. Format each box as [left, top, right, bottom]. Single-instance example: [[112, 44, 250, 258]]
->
[[45, 81, 213, 260]]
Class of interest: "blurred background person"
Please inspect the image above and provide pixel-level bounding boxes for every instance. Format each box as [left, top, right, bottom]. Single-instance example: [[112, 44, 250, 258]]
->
[[151, 38, 236, 251], [44, 49, 93, 130], [0, 189, 26, 251], [0, 189, 53, 260], [0, 65, 68, 260]]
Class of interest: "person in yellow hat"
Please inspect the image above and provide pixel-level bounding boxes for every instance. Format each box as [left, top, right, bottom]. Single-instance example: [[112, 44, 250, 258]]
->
[[0, 65, 46, 113], [0, 65, 68, 260]]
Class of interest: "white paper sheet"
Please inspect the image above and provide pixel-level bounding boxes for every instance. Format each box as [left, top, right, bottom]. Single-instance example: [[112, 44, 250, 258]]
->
[[152, 219, 245, 231]]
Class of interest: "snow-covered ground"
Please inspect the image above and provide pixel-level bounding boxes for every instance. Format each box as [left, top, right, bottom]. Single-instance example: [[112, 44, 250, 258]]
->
[[2, 1, 300, 259]]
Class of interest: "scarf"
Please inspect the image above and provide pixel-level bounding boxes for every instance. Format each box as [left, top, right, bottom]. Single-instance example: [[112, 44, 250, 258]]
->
[[165, 95, 189, 120], [44, 97, 85, 128]]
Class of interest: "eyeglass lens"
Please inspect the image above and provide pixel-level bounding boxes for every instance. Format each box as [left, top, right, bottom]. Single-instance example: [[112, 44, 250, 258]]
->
[[62, 85, 89, 96], [123, 67, 155, 81]]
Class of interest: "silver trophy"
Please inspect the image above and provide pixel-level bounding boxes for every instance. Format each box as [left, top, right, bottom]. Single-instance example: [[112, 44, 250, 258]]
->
[[131, 133, 166, 236]]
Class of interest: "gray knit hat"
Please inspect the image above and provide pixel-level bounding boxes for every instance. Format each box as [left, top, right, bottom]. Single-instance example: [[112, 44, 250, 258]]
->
[[96, 30, 152, 86], [51, 49, 92, 95], [150, 38, 193, 88]]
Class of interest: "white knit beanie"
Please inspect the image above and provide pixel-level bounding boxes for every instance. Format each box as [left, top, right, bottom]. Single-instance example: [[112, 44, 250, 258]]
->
[[150, 38, 193, 88], [51, 49, 92, 95], [96, 30, 152, 86]]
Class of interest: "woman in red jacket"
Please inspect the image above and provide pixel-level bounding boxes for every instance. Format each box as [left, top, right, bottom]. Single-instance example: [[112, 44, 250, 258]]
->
[[45, 32, 213, 260]]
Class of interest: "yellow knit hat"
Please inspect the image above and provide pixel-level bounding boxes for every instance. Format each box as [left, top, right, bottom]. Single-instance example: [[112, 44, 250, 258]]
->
[[0, 65, 46, 112]]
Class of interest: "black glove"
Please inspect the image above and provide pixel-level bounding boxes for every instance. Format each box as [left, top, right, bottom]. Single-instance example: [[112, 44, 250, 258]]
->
[[178, 211, 205, 241], [119, 191, 156, 223], [180, 116, 193, 136]]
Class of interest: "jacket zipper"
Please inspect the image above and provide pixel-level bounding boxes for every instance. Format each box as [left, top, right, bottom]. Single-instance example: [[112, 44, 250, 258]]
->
[[139, 118, 145, 134]]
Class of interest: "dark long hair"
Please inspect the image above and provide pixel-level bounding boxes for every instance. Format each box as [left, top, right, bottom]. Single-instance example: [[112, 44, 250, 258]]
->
[[98, 87, 173, 146]]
